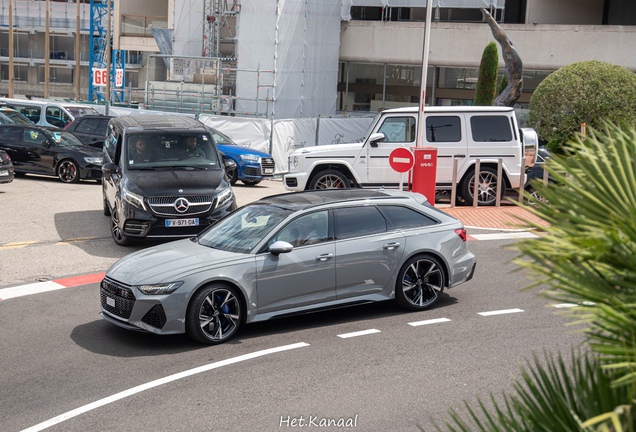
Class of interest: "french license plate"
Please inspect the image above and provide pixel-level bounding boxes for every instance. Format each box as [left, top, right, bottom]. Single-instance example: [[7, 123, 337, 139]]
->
[[106, 297, 116, 308], [165, 218, 199, 227], [264, 168, 274, 174], [0, 170, 8, 176]]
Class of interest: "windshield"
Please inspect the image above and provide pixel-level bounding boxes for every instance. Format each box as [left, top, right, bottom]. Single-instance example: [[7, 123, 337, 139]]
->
[[0, 110, 33, 125], [197, 205, 293, 253], [210, 129, 236, 146], [126, 131, 221, 170], [362, 114, 381, 142], [44, 130, 85, 147], [65, 106, 99, 117]]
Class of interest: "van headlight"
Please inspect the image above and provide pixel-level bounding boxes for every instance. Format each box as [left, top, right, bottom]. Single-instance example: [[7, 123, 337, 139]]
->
[[215, 187, 233, 209], [137, 282, 183, 295], [123, 185, 146, 211]]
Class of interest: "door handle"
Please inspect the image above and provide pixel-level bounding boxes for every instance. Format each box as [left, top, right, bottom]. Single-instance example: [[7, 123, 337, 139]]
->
[[383, 242, 400, 250], [316, 253, 334, 261]]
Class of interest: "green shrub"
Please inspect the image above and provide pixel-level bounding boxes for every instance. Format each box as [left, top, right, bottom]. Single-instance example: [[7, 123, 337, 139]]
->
[[473, 42, 499, 106], [527, 61, 636, 152]]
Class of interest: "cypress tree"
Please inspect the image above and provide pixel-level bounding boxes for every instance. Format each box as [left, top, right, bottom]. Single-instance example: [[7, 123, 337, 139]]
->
[[473, 41, 498, 106]]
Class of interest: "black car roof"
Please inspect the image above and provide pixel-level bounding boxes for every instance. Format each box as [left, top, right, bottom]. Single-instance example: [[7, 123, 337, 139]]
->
[[253, 189, 405, 211], [112, 115, 204, 130], [0, 124, 63, 132]]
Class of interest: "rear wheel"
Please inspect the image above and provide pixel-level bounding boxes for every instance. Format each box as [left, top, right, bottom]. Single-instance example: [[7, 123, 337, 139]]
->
[[396, 255, 445, 311], [242, 180, 261, 186], [460, 166, 504, 206], [308, 169, 348, 190], [186, 284, 242, 345]]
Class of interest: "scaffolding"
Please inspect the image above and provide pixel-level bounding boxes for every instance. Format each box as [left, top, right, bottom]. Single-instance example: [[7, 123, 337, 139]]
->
[[88, 0, 125, 102], [203, 0, 240, 59]]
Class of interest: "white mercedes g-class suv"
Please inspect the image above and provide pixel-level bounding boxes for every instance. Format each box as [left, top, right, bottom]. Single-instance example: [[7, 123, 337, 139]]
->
[[284, 106, 538, 205]]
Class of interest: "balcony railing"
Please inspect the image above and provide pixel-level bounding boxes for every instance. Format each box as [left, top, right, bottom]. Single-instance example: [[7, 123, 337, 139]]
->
[[121, 15, 168, 37], [0, 48, 89, 62]]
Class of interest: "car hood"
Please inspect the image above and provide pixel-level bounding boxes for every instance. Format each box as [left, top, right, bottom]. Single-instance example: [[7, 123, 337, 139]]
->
[[216, 144, 272, 158], [123, 168, 228, 196], [106, 238, 249, 285], [294, 142, 363, 156]]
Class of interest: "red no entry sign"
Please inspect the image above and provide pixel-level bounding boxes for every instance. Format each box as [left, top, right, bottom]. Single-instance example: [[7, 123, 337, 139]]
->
[[389, 147, 415, 173]]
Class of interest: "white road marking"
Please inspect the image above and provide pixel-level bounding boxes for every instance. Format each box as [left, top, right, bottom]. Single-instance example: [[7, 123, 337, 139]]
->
[[408, 318, 451, 327], [478, 308, 524, 316], [337, 329, 381, 339], [0, 281, 66, 300], [21, 342, 310, 432], [553, 303, 578, 308], [470, 232, 539, 241]]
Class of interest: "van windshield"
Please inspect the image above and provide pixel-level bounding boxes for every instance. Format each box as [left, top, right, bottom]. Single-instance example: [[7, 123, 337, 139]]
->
[[126, 132, 221, 170], [65, 106, 99, 117]]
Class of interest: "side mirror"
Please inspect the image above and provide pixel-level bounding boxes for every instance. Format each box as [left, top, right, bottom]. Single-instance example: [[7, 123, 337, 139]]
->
[[102, 162, 118, 176], [224, 158, 236, 169], [41, 140, 50, 148], [269, 240, 293, 256], [369, 132, 386, 148]]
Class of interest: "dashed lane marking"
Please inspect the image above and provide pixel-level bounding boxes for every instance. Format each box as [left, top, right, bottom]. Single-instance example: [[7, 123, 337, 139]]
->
[[55, 236, 97, 245], [408, 318, 451, 327], [337, 329, 381, 339], [20, 342, 310, 432], [0, 241, 39, 250], [478, 308, 525, 316]]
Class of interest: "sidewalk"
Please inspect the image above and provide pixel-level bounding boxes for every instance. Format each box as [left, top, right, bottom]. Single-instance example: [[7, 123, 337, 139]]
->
[[437, 201, 549, 231]]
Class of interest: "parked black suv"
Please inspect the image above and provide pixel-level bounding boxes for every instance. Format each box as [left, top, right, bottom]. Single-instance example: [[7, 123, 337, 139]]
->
[[102, 115, 237, 245], [64, 115, 113, 149]]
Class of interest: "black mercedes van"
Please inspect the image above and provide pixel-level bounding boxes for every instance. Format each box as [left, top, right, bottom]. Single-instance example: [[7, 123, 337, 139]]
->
[[102, 115, 237, 246]]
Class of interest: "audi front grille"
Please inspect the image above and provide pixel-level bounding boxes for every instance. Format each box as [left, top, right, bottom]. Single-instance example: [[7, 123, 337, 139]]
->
[[101, 277, 136, 319]]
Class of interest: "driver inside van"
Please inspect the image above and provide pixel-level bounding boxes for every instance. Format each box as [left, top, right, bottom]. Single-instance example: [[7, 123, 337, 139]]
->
[[183, 136, 206, 159], [130, 137, 153, 164]]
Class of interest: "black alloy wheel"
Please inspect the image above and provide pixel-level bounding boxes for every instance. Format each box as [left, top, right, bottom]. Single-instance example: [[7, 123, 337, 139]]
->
[[186, 284, 242, 345], [57, 160, 80, 183], [396, 255, 445, 311]]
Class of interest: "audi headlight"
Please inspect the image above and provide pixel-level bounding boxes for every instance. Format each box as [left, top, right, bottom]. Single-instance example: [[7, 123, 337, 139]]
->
[[123, 185, 146, 211], [240, 154, 260, 162], [84, 156, 103, 165], [137, 282, 183, 295], [215, 187, 233, 209]]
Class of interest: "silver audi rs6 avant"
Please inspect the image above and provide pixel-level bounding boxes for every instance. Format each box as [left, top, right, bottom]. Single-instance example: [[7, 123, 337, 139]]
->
[[100, 189, 476, 344]]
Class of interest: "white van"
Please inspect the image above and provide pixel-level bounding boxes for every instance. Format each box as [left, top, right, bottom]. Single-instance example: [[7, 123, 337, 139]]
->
[[0, 98, 99, 129]]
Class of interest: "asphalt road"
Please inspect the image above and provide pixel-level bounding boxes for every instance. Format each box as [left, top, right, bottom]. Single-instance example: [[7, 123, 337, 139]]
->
[[0, 175, 586, 432]]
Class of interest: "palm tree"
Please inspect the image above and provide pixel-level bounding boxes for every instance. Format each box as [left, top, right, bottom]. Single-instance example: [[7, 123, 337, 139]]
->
[[421, 124, 636, 432]]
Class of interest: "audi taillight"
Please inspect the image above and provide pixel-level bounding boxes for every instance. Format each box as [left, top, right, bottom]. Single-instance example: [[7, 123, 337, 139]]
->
[[455, 228, 467, 242]]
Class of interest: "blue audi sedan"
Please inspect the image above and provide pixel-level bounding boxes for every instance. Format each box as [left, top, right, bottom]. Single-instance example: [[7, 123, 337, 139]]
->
[[208, 127, 275, 186]]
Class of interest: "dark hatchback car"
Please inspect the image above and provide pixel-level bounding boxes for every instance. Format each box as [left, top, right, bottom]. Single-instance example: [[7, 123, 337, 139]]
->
[[0, 149, 15, 184], [64, 115, 113, 149], [102, 115, 237, 246], [0, 125, 103, 183]]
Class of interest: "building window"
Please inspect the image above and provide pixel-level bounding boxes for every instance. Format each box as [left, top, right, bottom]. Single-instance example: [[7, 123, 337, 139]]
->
[[0, 64, 28, 82], [38, 66, 73, 84]]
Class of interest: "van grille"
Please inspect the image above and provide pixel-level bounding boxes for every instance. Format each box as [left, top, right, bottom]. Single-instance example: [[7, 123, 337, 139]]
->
[[147, 196, 214, 216]]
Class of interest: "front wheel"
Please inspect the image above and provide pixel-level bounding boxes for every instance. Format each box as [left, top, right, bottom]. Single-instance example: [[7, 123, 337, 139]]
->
[[226, 167, 238, 186], [460, 166, 504, 206], [396, 255, 445, 311], [110, 205, 132, 246], [308, 169, 348, 190], [186, 284, 243, 345], [57, 160, 80, 183]]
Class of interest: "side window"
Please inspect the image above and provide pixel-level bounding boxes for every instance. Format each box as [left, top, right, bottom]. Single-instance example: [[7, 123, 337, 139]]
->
[[23, 128, 46, 145], [269, 210, 330, 248], [75, 118, 100, 134], [335, 206, 387, 240], [96, 119, 109, 136], [11, 105, 41, 123], [470, 116, 513, 142], [46, 107, 66, 128], [425, 116, 461, 142], [104, 125, 118, 160], [377, 116, 416, 143], [378, 205, 438, 230], [0, 127, 22, 141]]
